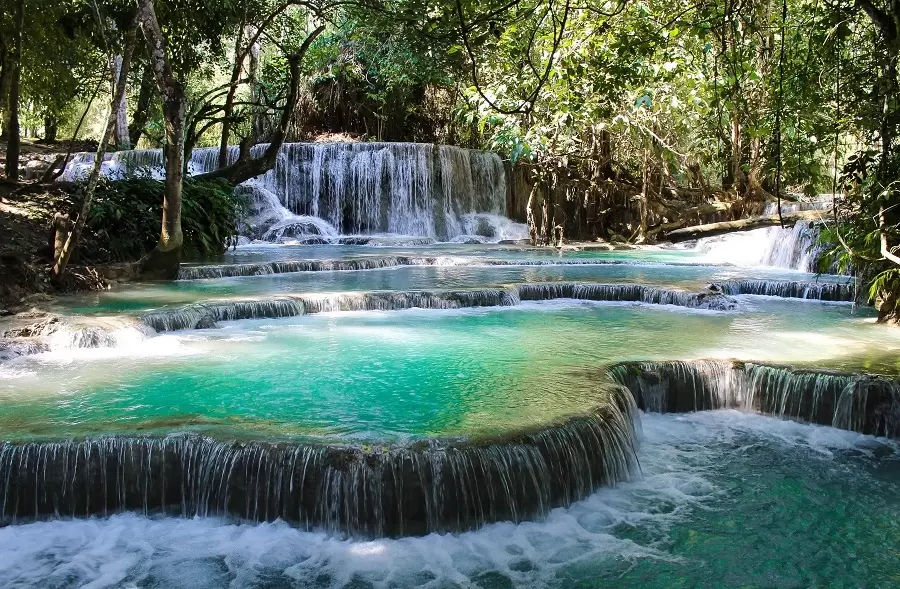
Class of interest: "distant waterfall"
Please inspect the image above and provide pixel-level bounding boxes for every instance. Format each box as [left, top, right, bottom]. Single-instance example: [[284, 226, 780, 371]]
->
[[693, 199, 835, 272], [694, 223, 824, 271], [60, 142, 528, 244]]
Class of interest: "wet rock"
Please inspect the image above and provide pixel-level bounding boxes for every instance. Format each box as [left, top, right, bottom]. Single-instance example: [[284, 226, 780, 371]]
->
[[0, 337, 48, 361]]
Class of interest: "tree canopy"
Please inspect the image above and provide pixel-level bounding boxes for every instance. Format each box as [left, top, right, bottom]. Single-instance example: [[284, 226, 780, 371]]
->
[[0, 0, 897, 315]]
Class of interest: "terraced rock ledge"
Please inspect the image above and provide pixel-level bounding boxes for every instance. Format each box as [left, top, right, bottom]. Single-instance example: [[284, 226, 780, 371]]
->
[[140, 283, 738, 332], [608, 359, 900, 438], [177, 256, 726, 280], [0, 387, 638, 537]]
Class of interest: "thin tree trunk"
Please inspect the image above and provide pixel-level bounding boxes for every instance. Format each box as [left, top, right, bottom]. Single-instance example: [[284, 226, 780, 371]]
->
[[4, 0, 24, 181], [730, 115, 743, 193], [0, 44, 8, 139], [248, 34, 264, 142], [44, 114, 58, 142], [525, 177, 539, 246], [47, 78, 104, 182], [137, 0, 188, 279], [638, 145, 650, 241], [199, 25, 325, 185], [111, 54, 131, 149], [52, 27, 137, 278], [129, 63, 154, 147], [218, 26, 248, 169]]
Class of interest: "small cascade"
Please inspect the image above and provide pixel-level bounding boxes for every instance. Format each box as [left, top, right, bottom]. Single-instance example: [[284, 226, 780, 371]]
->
[[178, 256, 469, 280], [761, 199, 833, 216], [2, 316, 154, 352], [608, 360, 900, 438], [237, 182, 339, 244], [0, 387, 638, 537], [140, 284, 738, 333], [694, 223, 825, 271], [140, 289, 520, 332], [296, 289, 520, 315], [141, 298, 307, 332], [58, 149, 166, 182], [711, 279, 856, 302], [517, 283, 737, 310]]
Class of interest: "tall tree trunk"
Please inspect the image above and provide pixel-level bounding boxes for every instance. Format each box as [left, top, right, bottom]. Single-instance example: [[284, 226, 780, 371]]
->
[[44, 114, 58, 142], [218, 26, 249, 169], [730, 115, 744, 192], [52, 27, 137, 278], [0, 44, 8, 140], [128, 63, 154, 147], [525, 177, 539, 246], [4, 0, 24, 181], [111, 54, 131, 149], [249, 34, 265, 142], [137, 0, 188, 279], [638, 145, 650, 241]]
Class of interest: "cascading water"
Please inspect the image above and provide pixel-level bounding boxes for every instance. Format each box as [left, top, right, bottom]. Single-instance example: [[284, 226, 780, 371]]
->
[[138, 283, 741, 332], [0, 386, 639, 537], [693, 198, 837, 272], [608, 359, 900, 438], [61, 143, 528, 244], [694, 223, 825, 271]]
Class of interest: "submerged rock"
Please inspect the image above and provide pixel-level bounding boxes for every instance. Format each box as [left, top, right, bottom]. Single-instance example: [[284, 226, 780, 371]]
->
[[0, 337, 48, 360]]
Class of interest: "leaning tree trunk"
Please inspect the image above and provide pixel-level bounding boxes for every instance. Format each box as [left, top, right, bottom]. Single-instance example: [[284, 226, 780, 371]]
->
[[3, 0, 24, 181], [199, 25, 325, 186], [137, 0, 188, 279], [129, 63, 155, 147], [217, 26, 249, 169], [52, 27, 137, 279]]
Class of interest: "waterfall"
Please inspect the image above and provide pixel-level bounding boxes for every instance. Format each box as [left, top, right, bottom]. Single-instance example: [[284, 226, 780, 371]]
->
[[1, 315, 154, 352], [0, 386, 638, 537], [178, 256, 470, 280], [607, 359, 900, 438], [690, 198, 838, 271], [62, 143, 528, 243], [516, 283, 737, 310]]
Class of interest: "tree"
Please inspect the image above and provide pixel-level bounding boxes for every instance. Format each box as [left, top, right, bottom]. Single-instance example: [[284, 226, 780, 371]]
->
[[52, 17, 137, 278], [135, 0, 189, 278], [2, 0, 24, 180]]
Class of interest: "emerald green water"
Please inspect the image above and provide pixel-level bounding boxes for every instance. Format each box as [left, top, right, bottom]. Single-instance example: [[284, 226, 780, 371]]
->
[[1, 299, 896, 442], [2, 243, 898, 587], [46, 244, 850, 315]]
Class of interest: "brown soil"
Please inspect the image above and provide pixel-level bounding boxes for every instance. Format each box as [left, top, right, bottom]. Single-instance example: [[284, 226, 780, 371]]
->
[[0, 180, 106, 314]]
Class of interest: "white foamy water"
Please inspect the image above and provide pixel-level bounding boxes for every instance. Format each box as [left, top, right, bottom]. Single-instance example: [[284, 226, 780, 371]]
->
[[694, 223, 823, 271], [0, 411, 894, 588]]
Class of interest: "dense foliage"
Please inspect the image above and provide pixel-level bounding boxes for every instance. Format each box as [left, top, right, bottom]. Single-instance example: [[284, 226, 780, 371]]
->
[[0, 0, 897, 317], [83, 178, 244, 262]]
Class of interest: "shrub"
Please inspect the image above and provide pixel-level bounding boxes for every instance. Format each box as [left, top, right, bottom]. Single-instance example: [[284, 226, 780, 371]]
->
[[81, 178, 245, 263]]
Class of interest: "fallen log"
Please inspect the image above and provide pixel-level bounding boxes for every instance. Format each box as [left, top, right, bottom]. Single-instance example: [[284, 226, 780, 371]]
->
[[665, 210, 825, 242]]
